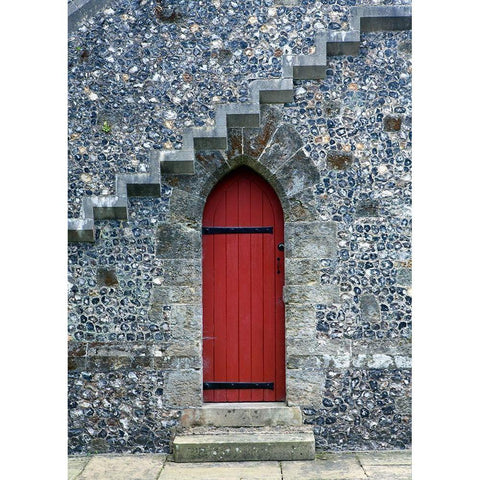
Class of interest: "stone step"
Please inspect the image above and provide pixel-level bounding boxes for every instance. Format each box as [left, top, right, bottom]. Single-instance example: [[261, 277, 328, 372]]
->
[[180, 402, 303, 428], [173, 428, 315, 462]]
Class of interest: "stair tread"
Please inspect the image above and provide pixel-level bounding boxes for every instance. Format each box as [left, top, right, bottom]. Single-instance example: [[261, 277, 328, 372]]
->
[[174, 431, 314, 444], [178, 425, 312, 436]]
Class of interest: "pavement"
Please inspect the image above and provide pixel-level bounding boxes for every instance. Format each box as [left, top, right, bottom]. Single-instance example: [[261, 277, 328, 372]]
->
[[68, 450, 411, 480]]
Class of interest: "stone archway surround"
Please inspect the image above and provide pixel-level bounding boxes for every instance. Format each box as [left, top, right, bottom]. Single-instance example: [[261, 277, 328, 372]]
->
[[154, 106, 339, 409]]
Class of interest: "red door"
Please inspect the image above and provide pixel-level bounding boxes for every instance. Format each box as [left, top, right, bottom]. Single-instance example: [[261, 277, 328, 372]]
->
[[202, 167, 285, 402]]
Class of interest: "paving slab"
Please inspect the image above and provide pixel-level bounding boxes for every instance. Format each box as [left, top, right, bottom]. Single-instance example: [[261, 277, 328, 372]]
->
[[282, 453, 366, 480], [75, 454, 167, 480], [362, 464, 411, 480], [158, 460, 282, 480], [355, 450, 411, 466], [68, 457, 90, 480]]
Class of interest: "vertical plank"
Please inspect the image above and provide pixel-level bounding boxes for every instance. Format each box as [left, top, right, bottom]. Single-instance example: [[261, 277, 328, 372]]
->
[[250, 179, 264, 401], [225, 181, 239, 401], [213, 190, 227, 402], [238, 177, 252, 401]]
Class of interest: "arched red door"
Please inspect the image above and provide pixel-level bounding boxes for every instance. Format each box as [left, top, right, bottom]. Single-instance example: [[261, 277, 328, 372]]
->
[[202, 167, 285, 402]]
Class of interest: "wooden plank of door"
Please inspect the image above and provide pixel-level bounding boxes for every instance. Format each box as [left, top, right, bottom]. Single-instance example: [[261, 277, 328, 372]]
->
[[238, 177, 252, 401], [225, 181, 240, 402]]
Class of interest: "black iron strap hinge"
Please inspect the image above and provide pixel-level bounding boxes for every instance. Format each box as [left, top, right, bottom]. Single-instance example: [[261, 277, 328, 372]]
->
[[203, 382, 274, 390], [202, 226, 273, 235]]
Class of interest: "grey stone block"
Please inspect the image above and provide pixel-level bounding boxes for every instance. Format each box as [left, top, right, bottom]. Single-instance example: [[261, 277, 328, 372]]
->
[[195, 150, 228, 177], [359, 294, 381, 322], [275, 149, 320, 198], [156, 223, 201, 259], [285, 188, 319, 222], [284, 221, 337, 259], [160, 259, 202, 286], [160, 158, 195, 175], [68, 0, 114, 32], [68, 228, 95, 243], [173, 431, 315, 462], [285, 258, 322, 285], [327, 41, 360, 57], [151, 285, 201, 305], [283, 284, 339, 304], [286, 369, 326, 407], [162, 304, 202, 343], [351, 6, 413, 32], [258, 124, 304, 172], [168, 188, 204, 227], [180, 404, 303, 428], [397, 267, 412, 286], [351, 339, 411, 369], [163, 369, 202, 408]]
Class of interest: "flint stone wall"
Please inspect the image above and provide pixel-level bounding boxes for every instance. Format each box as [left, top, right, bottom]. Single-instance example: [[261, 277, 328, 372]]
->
[[68, 0, 412, 454]]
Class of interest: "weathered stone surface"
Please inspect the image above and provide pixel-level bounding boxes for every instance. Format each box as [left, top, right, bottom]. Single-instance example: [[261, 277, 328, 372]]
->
[[160, 259, 202, 286], [396, 267, 412, 286], [384, 115, 402, 131], [168, 188, 204, 226], [156, 223, 201, 259], [355, 199, 379, 217], [326, 152, 353, 170], [359, 294, 381, 321], [323, 100, 342, 117], [351, 338, 411, 360], [286, 334, 319, 357], [76, 454, 166, 480], [287, 355, 325, 370], [282, 453, 365, 480], [286, 188, 319, 222], [163, 369, 202, 408], [285, 303, 317, 329], [243, 106, 282, 159], [362, 465, 411, 480], [96, 267, 118, 287], [356, 450, 411, 466], [226, 128, 243, 160], [285, 258, 323, 285], [258, 124, 304, 172], [163, 160, 216, 198], [284, 284, 339, 304], [68, 456, 90, 480], [162, 304, 202, 341], [286, 369, 326, 407], [195, 150, 227, 175], [173, 431, 315, 462], [159, 460, 282, 480], [275, 149, 320, 198], [285, 221, 337, 259], [181, 403, 303, 428], [151, 285, 201, 305]]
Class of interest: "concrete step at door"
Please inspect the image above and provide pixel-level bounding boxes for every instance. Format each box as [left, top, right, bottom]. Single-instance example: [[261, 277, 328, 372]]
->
[[173, 428, 315, 462], [180, 402, 303, 428]]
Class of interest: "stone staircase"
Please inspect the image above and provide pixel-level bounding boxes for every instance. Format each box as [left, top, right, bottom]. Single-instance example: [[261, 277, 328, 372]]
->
[[172, 402, 315, 462], [68, 5, 412, 243]]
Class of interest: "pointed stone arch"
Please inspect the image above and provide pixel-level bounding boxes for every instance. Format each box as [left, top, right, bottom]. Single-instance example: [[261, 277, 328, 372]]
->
[[157, 106, 339, 409]]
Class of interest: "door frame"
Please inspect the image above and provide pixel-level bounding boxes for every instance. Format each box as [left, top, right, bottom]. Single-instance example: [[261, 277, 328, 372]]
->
[[157, 152, 331, 410]]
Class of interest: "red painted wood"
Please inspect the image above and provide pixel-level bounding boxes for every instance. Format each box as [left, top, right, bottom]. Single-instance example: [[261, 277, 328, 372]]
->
[[202, 167, 285, 402]]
